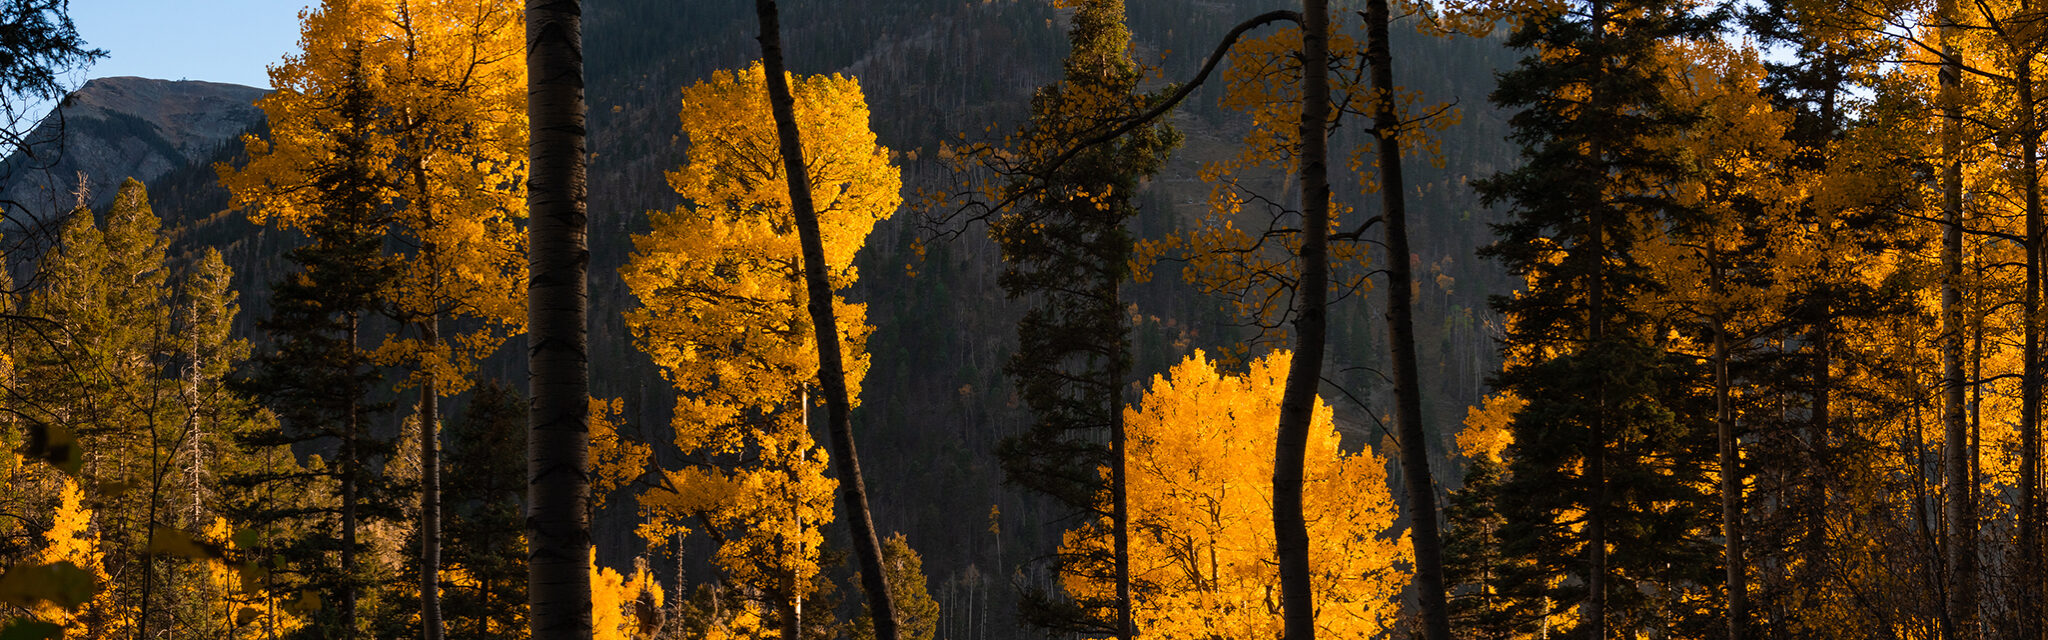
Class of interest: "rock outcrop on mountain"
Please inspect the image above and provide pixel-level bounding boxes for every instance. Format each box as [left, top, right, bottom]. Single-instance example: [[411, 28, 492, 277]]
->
[[0, 76, 266, 221]]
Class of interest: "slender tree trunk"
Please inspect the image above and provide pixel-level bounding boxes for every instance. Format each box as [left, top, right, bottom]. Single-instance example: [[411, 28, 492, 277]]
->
[[1585, 2, 1611, 636], [1275, 2, 1331, 639], [1938, 12, 1975, 636], [1110, 280, 1132, 640], [753, 3, 899, 638], [526, 0, 595, 637], [400, 75, 446, 637], [343, 312, 361, 639], [1585, 235, 1610, 640], [1362, 2, 1448, 638], [1807, 50, 1839, 592], [419, 316, 442, 640], [1808, 290, 1831, 580], [780, 587, 801, 640], [2015, 42, 2045, 640], [1712, 258, 1745, 640]]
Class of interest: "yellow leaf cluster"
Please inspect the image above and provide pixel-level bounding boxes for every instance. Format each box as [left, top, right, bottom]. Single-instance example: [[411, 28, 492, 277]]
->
[[198, 517, 309, 639], [32, 478, 108, 636], [591, 553, 664, 640], [1062, 351, 1410, 639], [1457, 392, 1525, 463], [590, 396, 651, 511]]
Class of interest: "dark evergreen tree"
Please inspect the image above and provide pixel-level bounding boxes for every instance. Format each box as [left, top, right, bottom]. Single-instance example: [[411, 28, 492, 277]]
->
[[1464, 0, 1724, 635], [1443, 455, 1538, 640], [227, 45, 399, 639], [987, 0, 1177, 636], [442, 381, 528, 639]]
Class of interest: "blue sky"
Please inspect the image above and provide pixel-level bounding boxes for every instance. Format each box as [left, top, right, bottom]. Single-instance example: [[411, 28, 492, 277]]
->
[[70, 1, 313, 88]]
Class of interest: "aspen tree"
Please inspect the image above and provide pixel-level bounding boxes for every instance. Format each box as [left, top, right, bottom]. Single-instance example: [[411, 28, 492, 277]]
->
[[750, 4, 902, 634], [221, 3, 527, 636], [621, 62, 897, 639], [1060, 351, 1409, 639]]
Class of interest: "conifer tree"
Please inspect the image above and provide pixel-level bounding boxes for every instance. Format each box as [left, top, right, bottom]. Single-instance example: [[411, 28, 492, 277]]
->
[[223, 18, 399, 634], [221, 3, 527, 636], [1469, 0, 1723, 633], [20, 179, 177, 639], [988, 1, 1176, 636], [443, 382, 528, 639], [1735, 2, 1917, 632]]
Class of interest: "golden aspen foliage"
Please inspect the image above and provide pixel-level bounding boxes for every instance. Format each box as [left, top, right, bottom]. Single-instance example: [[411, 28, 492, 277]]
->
[[197, 517, 308, 639], [1457, 392, 1525, 464], [589, 554, 663, 640], [369, 0, 528, 393], [26, 479, 108, 637], [701, 601, 772, 640], [589, 396, 650, 511], [217, 0, 398, 232], [220, 0, 528, 395], [1061, 350, 1409, 639], [622, 61, 895, 422], [1636, 39, 1799, 323], [622, 61, 898, 620]]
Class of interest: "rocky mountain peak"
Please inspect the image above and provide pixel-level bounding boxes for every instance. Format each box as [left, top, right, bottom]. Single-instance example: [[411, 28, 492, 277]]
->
[[1, 76, 267, 220]]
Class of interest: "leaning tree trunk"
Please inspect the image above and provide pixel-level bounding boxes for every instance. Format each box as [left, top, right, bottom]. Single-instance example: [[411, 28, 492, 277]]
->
[[1361, 2, 1450, 638], [1275, 1, 1331, 639], [526, 0, 595, 638], [1938, 11, 1976, 637], [753, 2, 899, 638]]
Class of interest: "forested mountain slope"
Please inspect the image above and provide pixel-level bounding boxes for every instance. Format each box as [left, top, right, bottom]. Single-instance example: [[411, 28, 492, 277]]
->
[[0, 77, 264, 222], [25, 1, 1520, 635]]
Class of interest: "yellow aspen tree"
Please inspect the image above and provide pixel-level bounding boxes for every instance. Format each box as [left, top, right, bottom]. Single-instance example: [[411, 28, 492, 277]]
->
[[197, 517, 309, 640], [221, 2, 525, 636], [1635, 39, 1803, 637], [589, 554, 661, 640], [1061, 350, 1409, 640], [621, 61, 898, 639], [31, 478, 110, 639], [378, 6, 527, 635]]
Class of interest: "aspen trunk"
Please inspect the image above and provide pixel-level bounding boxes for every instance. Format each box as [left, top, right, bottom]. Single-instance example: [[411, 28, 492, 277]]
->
[[525, 0, 595, 637], [1937, 11, 1975, 635], [420, 316, 442, 640], [1362, 1, 1449, 637], [1713, 258, 1745, 640], [753, 2, 899, 638], [2017, 44, 2044, 640], [1275, 1, 1331, 638]]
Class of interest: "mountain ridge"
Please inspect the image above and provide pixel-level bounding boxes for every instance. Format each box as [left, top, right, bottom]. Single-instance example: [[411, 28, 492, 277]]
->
[[0, 76, 266, 221]]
